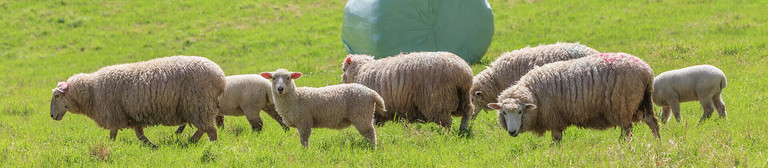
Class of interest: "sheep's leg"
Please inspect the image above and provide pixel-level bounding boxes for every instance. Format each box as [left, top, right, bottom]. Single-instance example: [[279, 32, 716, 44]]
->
[[243, 105, 264, 132], [698, 97, 716, 122], [205, 128, 218, 141], [263, 106, 289, 131], [352, 119, 378, 148], [619, 124, 633, 141], [668, 100, 682, 122], [713, 93, 727, 118], [191, 130, 204, 142], [215, 115, 224, 128], [458, 109, 471, 134], [660, 107, 672, 123], [174, 125, 187, 134], [109, 129, 118, 140], [297, 124, 312, 148], [133, 127, 157, 147], [551, 130, 563, 142], [643, 113, 661, 139]]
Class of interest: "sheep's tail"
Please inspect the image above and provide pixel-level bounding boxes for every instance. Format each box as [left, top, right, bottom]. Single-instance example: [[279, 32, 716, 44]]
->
[[373, 93, 386, 114], [720, 76, 727, 89]]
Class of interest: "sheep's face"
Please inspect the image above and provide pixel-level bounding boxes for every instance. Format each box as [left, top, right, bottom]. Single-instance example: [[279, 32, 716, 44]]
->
[[470, 88, 495, 116], [261, 69, 302, 95], [50, 82, 72, 121], [340, 55, 373, 83], [488, 100, 536, 137]]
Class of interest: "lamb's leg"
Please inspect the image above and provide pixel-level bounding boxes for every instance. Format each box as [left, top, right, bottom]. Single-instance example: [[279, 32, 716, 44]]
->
[[713, 93, 727, 118], [133, 127, 157, 147], [243, 105, 264, 132], [174, 125, 187, 134], [352, 118, 378, 148], [698, 97, 716, 122], [660, 107, 672, 123], [551, 130, 563, 142], [109, 129, 118, 140], [215, 115, 224, 128], [263, 106, 289, 131], [668, 100, 682, 122], [297, 124, 312, 148], [620, 124, 634, 141]]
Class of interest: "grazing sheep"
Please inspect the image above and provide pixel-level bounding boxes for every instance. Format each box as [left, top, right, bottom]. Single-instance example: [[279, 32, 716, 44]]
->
[[50, 56, 225, 146], [342, 52, 474, 132], [471, 42, 599, 118], [488, 53, 660, 141], [261, 69, 384, 147], [174, 74, 289, 134], [653, 65, 727, 123]]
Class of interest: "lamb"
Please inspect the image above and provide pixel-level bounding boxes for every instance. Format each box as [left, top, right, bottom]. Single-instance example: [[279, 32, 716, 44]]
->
[[471, 42, 599, 118], [652, 65, 727, 123], [261, 69, 385, 147], [487, 53, 660, 141], [341, 52, 474, 132], [50, 56, 225, 146], [174, 74, 289, 134]]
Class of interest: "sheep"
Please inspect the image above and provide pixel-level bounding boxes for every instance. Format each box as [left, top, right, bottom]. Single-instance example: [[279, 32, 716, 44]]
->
[[487, 53, 660, 142], [471, 42, 599, 119], [652, 65, 727, 123], [174, 74, 289, 134], [341, 52, 474, 132], [261, 69, 385, 147], [50, 56, 225, 146]]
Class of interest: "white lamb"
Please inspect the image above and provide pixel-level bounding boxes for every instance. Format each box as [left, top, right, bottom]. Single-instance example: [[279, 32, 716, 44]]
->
[[653, 65, 727, 123]]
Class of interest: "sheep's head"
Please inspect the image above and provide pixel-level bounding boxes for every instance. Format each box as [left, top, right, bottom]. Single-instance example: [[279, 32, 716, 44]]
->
[[469, 69, 497, 118], [340, 55, 373, 83], [50, 82, 72, 121], [261, 69, 302, 95], [488, 99, 536, 137]]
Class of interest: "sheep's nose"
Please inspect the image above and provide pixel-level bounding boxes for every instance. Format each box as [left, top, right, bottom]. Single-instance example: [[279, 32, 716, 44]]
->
[[51, 114, 54, 118], [508, 130, 518, 137], [277, 87, 284, 93]]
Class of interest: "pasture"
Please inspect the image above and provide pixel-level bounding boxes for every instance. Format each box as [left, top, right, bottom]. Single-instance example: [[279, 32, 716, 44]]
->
[[1, 0, 766, 166]]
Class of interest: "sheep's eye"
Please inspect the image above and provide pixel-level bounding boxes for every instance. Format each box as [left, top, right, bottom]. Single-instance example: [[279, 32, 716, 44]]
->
[[54, 95, 59, 98], [64, 105, 70, 108]]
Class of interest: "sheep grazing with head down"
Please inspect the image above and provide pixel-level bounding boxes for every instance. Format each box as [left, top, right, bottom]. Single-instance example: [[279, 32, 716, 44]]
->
[[471, 42, 599, 118], [174, 74, 289, 134], [653, 65, 727, 123], [50, 56, 226, 147], [488, 53, 660, 142], [342, 52, 474, 132], [261, 69, 384, 147]]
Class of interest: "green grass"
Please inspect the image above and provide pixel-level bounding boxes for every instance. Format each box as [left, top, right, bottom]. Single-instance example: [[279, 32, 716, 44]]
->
[[1, 0, 767, 166]]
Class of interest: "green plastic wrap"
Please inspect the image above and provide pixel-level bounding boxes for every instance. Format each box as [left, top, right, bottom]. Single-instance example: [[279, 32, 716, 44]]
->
[[342, 0, 494, 64]]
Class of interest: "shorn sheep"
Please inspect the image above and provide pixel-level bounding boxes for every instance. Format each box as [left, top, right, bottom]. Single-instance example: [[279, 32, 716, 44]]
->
[[488, 53, 660, 141], [342, 52, 474, 132], [653, 65, 727, 123], [471, 42, 599, 118], [174, 74, 289, 134], [261, 69, 385, 147], [50, 56, 225, 146]]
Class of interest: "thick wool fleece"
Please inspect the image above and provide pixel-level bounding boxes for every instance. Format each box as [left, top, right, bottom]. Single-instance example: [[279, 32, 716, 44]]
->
[[342, 52, 474, 131], [496, 53, 659, 140], [471, 42, 599, 116]]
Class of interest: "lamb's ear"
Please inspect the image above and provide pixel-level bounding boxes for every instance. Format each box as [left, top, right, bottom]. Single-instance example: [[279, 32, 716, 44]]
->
[[345, 57, 352, 65], [290, 72, 303, 79], [260, 72, 273, 79], [487, 103, 502, 110], [524, 104, 537, 110]]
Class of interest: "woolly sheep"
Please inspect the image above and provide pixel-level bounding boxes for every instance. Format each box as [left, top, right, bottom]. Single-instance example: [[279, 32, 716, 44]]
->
[[261, 69, 385, 147], [653, 65, 727, 123], [50, 56, 225, 146], [174, 74, 289, 134], [471, 42, 599, 118], [342, 52, 474, 131], [488, 53, 660, 141]]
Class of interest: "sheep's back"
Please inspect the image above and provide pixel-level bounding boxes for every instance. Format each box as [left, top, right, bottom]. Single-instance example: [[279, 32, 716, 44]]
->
[[653, 65, 725, 102]]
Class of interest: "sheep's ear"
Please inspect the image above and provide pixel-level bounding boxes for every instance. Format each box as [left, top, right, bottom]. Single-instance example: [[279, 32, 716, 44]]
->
[[290, 72, 303, 79], [487, 103, 502, 110], [56, 82, 69, 93], [260, 72, 273, 79], [524, 104, 537, 111], [345, 57, 352, 65]]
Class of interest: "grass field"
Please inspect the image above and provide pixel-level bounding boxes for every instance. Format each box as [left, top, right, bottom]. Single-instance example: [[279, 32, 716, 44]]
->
[[1, 0, 767, 167]]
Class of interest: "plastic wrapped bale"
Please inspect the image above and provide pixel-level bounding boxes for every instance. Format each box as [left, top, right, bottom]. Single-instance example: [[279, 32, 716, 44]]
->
[[342, 0, 494, 64]]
